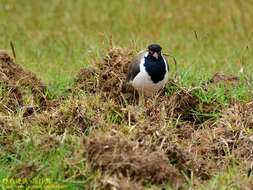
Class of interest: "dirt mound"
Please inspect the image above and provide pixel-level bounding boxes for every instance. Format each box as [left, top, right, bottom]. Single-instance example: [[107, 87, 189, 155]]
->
[[131, 123, 213, 181], [185, 114, 253, 180], [98, 46, 131, 91], [74, 67, 99, 93], [83, 136, 185, 188], [74, 45, 139, 105], [129, 99, 253, 181], [27, 97, 93, 135], [160, 88, 219, 123], [98, 45, 140, 105], [220, 102, 253, 129], [166, 143, 212, 180], [136, 123, 252, 182], [209, 72, 239, 85], [167, 123, 253, 180], [214, 102, 253, 166], [0, 50, 47, 115]]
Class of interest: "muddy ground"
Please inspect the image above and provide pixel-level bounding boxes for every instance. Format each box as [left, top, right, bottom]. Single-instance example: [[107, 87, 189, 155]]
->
[[0, 46, 252, 189]]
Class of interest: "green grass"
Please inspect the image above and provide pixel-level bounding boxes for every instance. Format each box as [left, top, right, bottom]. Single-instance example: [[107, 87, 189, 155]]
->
[[1, 0, 253, 189]]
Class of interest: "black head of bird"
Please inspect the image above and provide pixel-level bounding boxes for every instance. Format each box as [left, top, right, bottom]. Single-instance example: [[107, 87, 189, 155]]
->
[[147, 44, 162, 60]]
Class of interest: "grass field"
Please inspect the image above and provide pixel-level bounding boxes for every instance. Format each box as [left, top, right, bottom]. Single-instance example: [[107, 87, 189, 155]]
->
[[0, 0, 253, 189]]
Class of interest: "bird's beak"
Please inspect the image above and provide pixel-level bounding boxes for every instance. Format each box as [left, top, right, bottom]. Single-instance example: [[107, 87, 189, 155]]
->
[[153, 52, 158, 59]]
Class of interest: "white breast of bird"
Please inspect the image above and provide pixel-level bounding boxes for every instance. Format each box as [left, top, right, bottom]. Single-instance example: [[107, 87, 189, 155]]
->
[[132, 52, 169, 96]]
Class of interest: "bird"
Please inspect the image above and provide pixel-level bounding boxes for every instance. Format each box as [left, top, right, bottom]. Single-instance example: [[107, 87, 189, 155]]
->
[[125, 44, 169, 104]]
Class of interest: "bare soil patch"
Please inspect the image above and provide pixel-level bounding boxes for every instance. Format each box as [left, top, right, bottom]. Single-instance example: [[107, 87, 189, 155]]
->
[[83, 136, 185, 188], [209, 72, 239, 85]]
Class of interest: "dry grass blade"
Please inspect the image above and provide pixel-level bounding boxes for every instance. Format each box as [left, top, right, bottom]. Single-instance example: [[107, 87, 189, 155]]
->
[[10, 41, 16, 59], [194, 30, 199, 40], [163, 53, 178, 79]]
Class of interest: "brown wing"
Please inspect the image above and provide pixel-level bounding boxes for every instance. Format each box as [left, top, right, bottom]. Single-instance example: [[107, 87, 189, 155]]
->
[[126, 51, 147, 83]]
